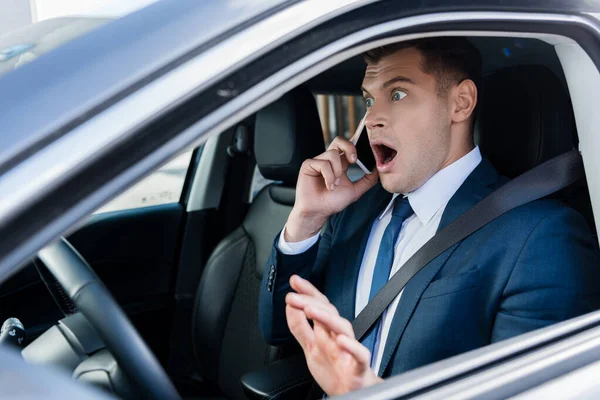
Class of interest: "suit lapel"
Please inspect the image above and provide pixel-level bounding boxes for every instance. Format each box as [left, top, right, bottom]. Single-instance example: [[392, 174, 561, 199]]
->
[[436, 158, 500, 232], [338, 185, 391, 320], [378, 158, 500, 376]]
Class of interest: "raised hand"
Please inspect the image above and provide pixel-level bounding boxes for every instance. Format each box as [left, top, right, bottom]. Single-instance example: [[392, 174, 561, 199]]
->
[[285, 275, 382, 396]]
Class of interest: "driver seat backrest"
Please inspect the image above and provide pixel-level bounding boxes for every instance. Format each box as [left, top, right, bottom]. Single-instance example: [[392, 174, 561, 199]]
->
[[192, 86, 325, 400]]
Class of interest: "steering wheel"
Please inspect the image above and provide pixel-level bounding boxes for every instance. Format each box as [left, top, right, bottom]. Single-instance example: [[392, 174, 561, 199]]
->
[[36, 237, 180, 400]]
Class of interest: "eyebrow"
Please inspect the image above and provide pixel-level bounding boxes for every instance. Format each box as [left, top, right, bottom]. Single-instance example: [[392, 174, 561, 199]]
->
[[361, 75, 416, 95], [383, 76, 415, 88]]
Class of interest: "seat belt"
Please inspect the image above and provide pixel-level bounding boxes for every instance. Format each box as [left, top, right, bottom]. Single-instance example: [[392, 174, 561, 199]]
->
[[351, 149, 584, 341]]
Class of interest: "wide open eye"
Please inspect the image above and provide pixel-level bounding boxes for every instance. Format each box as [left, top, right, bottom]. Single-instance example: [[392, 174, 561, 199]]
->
[[392, 90, 407, 101], [365, 97, 375, 108]]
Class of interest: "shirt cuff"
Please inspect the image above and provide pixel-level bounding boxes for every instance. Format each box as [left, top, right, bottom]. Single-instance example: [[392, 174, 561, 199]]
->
[[277, 224, 320, 255]]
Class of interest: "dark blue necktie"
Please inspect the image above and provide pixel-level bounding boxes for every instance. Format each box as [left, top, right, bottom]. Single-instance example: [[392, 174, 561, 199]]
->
[[361, 196, 414, 369]]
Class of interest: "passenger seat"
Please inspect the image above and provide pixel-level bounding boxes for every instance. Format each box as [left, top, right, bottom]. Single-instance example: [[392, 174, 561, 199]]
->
[[191, 86, 325, 399]]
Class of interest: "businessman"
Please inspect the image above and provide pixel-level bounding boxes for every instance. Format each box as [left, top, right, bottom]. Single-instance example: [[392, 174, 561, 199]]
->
[[259, 37, 600, 396]]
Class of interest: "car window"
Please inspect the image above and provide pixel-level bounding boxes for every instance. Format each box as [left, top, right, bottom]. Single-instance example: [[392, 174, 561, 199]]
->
[[250, 165, 276, 201], [0, 0, 157, 79], [315, 94, 367, 146], [249, 93, 367, 199], [94, 150, 193, 214]]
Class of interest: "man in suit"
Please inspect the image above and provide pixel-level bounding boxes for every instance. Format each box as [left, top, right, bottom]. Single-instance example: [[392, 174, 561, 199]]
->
[[258, 37, 600, 396]]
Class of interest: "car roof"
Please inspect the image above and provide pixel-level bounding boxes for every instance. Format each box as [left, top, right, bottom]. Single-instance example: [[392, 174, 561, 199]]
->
[[0, 0, 286, 175]]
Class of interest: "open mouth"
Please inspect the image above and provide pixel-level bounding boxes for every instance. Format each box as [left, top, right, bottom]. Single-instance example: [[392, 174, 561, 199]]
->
[[372, 143, 398, 167]]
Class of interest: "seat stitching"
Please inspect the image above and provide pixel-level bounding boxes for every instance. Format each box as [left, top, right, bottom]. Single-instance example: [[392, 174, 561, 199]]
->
[[266, 376, 314, 400]]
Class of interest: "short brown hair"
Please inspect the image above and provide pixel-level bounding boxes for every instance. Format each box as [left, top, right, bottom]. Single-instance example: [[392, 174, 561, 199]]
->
[[364, 37, 482, 97]]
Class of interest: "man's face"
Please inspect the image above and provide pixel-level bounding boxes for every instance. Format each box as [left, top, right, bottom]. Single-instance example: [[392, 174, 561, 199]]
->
[[361, 47, 454, 194]]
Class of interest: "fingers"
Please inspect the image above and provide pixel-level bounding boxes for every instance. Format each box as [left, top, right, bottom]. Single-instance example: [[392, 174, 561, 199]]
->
[[352, 168, 380, 198], [287, 275, 352, 337], [314, 320, 340, 361], [286, 292, 339, 317], [302, 136, 379, 194], [304, 137, 355, 190], [328, 137, 357, 165], [336, 334, 372, 374], [290, 275, 329, 302], [302, 159, 337, 191], [286, 304, 314, 349], [305, 305, 355, 338], [315, 150, 344, 185], [286, 276, 337, 316]]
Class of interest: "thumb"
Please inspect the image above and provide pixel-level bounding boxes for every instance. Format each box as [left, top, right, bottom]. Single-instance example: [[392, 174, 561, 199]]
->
[[352, 168, 379, 199]]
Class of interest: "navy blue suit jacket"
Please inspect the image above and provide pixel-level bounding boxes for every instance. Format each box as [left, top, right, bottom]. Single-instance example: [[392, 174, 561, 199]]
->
[[259, 159, 600, 377]]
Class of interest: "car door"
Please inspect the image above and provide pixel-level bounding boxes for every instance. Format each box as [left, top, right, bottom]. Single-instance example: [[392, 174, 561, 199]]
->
[[66, 150, 197, 361]]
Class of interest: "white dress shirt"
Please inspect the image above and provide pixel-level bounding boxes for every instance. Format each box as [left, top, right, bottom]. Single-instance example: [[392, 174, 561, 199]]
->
[[278, 146, 482, 373]]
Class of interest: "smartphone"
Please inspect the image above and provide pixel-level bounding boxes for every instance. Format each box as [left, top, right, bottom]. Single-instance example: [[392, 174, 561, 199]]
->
[[351, 112, 376, 174]]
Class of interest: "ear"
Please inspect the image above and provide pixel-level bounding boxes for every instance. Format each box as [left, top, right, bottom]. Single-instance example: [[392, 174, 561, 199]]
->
[[450, 79, 477, 124]]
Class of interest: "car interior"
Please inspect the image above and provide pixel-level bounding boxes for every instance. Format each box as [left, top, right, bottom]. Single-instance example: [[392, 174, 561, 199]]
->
[[0, 35, 596, 400]]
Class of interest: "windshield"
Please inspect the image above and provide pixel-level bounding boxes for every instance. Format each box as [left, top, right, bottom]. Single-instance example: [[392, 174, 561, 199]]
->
[[0, 0, 158, 79]]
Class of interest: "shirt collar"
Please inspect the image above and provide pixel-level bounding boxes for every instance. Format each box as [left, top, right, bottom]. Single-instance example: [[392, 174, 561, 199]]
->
[[379, 146, 483, 224]]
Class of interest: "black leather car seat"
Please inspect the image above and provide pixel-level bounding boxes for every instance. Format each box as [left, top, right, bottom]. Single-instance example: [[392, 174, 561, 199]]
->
[[191, 87, 325, 399], [476, 65, 574, 177], [476, 65, 596, 233]]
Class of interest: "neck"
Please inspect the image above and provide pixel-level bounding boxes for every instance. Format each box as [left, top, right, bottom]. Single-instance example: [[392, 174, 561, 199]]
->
[[439, 137, 474, 171]]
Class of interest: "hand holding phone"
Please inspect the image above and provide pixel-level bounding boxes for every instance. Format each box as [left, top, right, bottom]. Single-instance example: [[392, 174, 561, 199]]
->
[[285, 112, 379, 242]]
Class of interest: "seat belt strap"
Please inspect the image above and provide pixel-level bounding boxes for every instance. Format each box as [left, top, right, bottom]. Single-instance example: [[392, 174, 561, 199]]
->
[[352, 150, 584, 341]]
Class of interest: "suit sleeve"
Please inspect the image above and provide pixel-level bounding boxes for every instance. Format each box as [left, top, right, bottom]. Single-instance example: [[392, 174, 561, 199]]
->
[[491, 207, 600, 342], [258, 216, 336, 345]]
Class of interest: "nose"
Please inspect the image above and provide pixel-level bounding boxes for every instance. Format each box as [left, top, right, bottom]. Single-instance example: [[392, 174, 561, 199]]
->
[[364, 103, 388, 132]]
